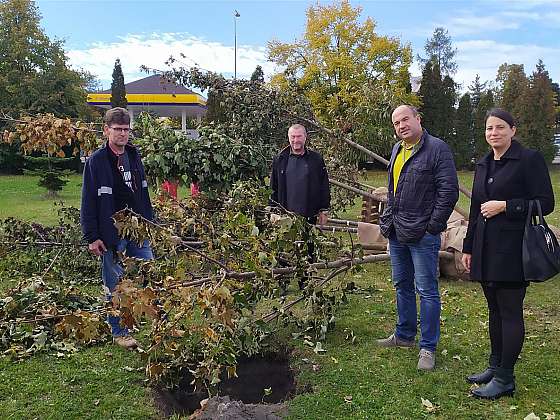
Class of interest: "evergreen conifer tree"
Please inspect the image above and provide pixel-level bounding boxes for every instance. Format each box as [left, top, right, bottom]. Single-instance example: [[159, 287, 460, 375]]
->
[[418, 61, 441, 134], [417, 27, 458, 76], [418, 62, 456, 146], [518, 60, 556, 162], [250, 65, 265, 83], [473, 90, 495, 161], [454, 93, 474, 168], [110, 58, 127, 109]]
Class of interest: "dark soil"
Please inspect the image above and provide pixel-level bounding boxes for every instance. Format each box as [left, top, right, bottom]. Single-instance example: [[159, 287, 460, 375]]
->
[[153, 352, 295, 418]]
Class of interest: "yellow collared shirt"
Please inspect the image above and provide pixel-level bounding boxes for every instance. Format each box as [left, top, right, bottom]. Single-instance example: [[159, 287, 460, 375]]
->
[[392, 141, 417, 194]]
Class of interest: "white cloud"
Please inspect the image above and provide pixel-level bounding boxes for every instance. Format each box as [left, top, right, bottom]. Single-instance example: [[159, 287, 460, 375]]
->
[[67, 32, 277, 89], [506, 0, 560, 11], [453, 40, 560, 91], [436, 0, 560, 37], [440, 13, 520, 37], [502, 9, 560, 25]]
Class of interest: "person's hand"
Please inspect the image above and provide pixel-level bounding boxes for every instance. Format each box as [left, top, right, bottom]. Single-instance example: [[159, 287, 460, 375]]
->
[[318, 211, 328, 226], [461, 253, 472, 273], [88, 239, 107, 257], [480, 200, 506, 219]]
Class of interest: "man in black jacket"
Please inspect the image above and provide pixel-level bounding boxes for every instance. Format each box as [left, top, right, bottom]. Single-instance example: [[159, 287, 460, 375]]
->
[[270, 124, 330, 225], [377, 105, 458, 371], [270, 124, 330, 273]]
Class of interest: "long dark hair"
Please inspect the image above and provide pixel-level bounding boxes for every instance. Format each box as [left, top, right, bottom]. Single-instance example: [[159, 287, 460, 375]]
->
[[485, 108, 515, 128]]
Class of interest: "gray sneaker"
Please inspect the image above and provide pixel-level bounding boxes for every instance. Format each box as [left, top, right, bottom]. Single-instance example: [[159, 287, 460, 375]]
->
[[376, 333, 415, 348], [417, 349, 436, 370]]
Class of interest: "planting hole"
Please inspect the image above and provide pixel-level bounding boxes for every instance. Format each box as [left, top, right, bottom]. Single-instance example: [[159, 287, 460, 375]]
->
[[154, 351, 295, 416]]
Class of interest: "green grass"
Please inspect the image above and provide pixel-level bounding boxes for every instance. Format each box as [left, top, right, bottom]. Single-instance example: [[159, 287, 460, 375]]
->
[[0, 347, 157, 419], [0, 174, 83, 225], [0, 174, 191, 225], [287, 264, 560, 419], [0, 172, 559, 419]]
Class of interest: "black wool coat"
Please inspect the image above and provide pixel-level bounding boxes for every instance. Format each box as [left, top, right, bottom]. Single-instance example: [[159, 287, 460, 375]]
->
[[270, 146, 330, 220], [462, 140, 555, 283]]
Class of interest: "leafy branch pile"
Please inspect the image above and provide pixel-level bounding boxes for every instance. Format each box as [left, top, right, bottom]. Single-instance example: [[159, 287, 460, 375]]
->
[[0, 206, 108, 359], [0, 279, 108, 359], [0, 184, 374, 390], [0, 205, 99, 285], [108, 182, 364, 388]]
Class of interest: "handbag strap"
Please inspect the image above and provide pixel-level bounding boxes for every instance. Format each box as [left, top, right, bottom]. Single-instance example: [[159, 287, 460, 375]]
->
[[535, 199, 547, 226], [525, 199, 536, 227]]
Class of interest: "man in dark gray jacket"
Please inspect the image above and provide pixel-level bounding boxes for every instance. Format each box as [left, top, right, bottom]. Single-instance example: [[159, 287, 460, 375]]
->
[[378, 105, 458, 370]]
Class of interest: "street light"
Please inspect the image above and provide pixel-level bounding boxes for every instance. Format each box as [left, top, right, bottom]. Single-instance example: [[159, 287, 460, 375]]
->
[[234, 10, 240, 79]]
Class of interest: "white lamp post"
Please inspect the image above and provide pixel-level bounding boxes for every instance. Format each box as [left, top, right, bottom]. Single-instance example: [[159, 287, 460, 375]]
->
[[234, 10, 240, 79]]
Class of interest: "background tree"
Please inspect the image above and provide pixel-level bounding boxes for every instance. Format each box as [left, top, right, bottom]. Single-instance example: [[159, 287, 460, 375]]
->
[[473, 89, 495, 161], [250, 65, 265, 83], [417, 27, 458, 76], [516, 60, 556, 162], [0, 0, 96, 173], [453, 93, 474, 169], [468, 74, 487, 111], [494, 63, 528, 119], [417, 61, 441, 132], [268, 0, 416, 158], [204, 90, 228, 123], [441, 75, 458, 139], [0, 0, 93, 117], [552, 81, 560, 130], [110, 58, 127, 109], [418, 62, 456, 145]]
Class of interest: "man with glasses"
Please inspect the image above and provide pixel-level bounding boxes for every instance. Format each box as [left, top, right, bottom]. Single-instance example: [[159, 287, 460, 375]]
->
[[80, 107, 154, 349]]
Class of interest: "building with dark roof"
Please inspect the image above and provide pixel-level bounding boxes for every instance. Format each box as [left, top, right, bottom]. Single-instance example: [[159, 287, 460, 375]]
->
[[87, 74, 207, 131]]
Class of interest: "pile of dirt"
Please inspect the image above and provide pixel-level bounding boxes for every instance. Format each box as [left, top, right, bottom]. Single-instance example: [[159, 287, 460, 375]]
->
[[190, 396, 287, 420]]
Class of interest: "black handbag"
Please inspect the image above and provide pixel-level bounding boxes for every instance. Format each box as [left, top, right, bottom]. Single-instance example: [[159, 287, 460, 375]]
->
[[522, 200, 560, 282]]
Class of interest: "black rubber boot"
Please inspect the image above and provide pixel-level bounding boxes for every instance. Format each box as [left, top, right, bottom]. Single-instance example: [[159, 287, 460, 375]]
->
[[471, 367, 515, 400], [466, 354, 499, 384]]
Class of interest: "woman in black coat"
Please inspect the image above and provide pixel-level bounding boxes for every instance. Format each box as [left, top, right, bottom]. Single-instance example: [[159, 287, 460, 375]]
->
[[461, 108, 555, 400]]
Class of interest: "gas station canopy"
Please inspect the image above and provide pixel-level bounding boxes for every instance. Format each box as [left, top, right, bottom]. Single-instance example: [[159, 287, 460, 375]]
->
[[87, 74, 207, 130]]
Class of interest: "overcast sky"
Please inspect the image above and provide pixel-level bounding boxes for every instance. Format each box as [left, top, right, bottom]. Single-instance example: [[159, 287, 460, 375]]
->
[[37, 0, 560, 93]]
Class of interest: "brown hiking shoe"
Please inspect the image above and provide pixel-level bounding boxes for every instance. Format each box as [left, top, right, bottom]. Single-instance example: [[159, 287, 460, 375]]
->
[[376, 333, 415, 348], [113, 335, 138, 350], [417, 349, 436, 370]]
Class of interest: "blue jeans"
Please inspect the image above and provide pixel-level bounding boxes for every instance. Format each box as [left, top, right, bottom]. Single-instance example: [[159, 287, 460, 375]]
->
[[389, 232, 441, 352], [102, 239, 153, 336]]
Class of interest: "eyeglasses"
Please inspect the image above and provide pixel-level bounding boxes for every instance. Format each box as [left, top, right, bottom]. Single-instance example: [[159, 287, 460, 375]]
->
[[109, 126, 130, 133]]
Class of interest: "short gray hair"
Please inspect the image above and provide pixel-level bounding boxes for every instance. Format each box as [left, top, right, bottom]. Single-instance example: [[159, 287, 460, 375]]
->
[[288, 123, 307, 136], [393, 105, 419, 116]]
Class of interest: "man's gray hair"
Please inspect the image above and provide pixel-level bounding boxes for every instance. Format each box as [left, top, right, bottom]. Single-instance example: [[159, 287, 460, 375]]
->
[[288, 123, 307, 136], [393, 105, 419, 116]]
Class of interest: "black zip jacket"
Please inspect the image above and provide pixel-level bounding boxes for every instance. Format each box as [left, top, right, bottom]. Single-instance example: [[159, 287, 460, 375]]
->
[[270, 146, 330, 220]]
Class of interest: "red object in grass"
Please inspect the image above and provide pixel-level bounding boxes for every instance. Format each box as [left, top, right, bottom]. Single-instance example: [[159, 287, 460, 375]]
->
[[190, 182, 200, 198], [161, 180, 178, 199]]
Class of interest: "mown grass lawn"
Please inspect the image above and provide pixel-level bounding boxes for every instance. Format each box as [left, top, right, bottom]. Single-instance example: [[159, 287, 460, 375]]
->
[[0, 171, 559, 419]]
